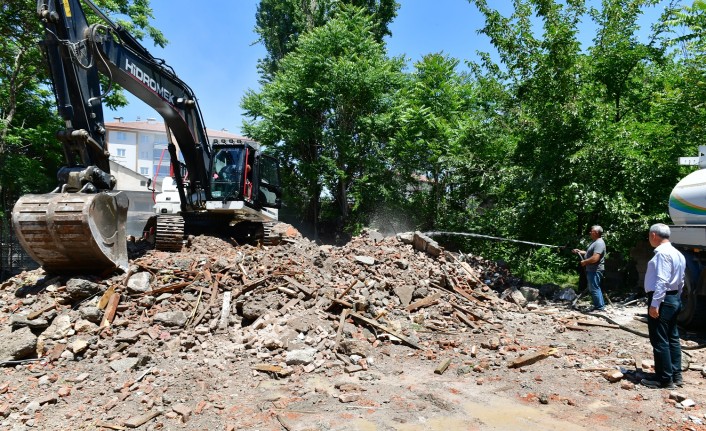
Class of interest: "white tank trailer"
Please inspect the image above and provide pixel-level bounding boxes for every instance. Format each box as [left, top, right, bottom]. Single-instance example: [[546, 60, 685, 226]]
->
[[668, 145, 706, 328]]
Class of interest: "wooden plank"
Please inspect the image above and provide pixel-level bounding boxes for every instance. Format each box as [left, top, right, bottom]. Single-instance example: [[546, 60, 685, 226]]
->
[[333, 309, 349, 353], [349, 312, 421, 350], [434, 358, 452, 375], [453, 310, 477, 329], [283, 275, 312, 297], [100, 293, 120, 328], [97, 286, 115, 310], [507, 347, 557, 369], [191, 278, 219, 328], [124, 410, 162, 428], [577, 319, 619, 329], [28, 303, 56, 320], [448, 301, 486, 322], [406, 292, 442, 312]]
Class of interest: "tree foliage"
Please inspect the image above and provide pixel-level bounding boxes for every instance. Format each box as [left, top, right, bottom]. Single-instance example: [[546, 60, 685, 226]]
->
[[243, 6, 404, 239], [254, 0, 398, 80]]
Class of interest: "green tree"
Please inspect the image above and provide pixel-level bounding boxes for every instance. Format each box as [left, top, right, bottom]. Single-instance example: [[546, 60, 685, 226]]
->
[[254, 0, 398, 80], [243, 6, 405, 239]]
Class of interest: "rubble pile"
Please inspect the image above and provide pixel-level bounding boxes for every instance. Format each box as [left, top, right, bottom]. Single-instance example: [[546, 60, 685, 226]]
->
[[0, 228, 525, 372]]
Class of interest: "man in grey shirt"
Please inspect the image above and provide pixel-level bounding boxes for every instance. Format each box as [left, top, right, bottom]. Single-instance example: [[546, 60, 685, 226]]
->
[[573, 225, 606, 311]]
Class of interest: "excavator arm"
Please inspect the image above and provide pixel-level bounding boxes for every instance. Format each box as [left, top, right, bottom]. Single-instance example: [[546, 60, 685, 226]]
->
[[12, 0, 213, 273]]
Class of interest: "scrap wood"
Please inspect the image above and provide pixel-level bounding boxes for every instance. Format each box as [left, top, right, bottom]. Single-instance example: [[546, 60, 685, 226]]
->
[[283, 275, 313, 297], [448, 300, 488, 323], [232, 276, 269, 299], [453, 310, 477, 329], [187, 279, 205, 327], [333, 309, 350, 353], [349, 312, 421, 350], [577, 367, 612, 372], [100, 293, 120, 328], [94, 421, 126, 430], [276, 414, 295, 431], [142, 281, 190, 297], [577, 319, 619, 329], [338, 279, 359, 299], [123, 410, 162, 428], [27, 303, 57, 320], [508, 347, 557, 369], [331, 297, 353, 309], [406, 292, 442, 312], [458, 261, 490, 289], [278, 297, 300, 315], [97, 286, 116, 310], [190, 277, 220, 328], [565, 325, 588, 331], [434, 358, 452, 375]]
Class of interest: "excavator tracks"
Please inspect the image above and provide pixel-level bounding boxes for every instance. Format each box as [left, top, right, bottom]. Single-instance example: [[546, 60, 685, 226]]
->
[[155, 215, 185, 251], [12, 192, 128, 274]]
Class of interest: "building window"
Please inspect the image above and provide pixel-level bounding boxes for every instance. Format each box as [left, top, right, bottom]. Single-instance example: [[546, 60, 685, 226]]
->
[[117, 132, 127, 140], [140, 167, 149, 175], [141, 135, 151, 144], [117, 148, 126, 157], [140, 151, 149, 159]]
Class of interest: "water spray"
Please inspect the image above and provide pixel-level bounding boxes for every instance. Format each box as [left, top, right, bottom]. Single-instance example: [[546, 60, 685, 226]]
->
[[424, 231, 566, 249]]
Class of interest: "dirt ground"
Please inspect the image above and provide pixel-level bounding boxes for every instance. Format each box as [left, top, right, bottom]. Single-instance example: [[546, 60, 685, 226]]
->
[[0, 229, 705, 431]]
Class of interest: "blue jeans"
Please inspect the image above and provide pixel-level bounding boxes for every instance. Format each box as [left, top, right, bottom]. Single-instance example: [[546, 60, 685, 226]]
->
[[587, 270, 604, 309], [647, 293, 682, 385]]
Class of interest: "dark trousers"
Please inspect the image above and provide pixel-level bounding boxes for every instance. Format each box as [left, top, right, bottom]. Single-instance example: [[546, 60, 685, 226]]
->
[[646, 292, 682, 384]]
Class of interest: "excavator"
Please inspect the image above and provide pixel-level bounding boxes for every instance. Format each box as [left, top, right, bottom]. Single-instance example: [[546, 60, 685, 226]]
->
[[11, 0, 282, 274]]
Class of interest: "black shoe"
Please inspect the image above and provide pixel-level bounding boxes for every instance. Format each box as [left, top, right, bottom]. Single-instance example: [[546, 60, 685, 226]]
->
[[673, 377, 684, 387], [640, 378, 675, 389], [589, 306, 606, 313]]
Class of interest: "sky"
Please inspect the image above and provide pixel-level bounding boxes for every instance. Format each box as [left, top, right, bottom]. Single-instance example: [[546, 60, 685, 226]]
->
[[106, 0, 674, 135]]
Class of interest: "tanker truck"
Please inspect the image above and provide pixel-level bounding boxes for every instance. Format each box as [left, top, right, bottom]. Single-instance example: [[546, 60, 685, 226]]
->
[[667, 145, 706, 327]]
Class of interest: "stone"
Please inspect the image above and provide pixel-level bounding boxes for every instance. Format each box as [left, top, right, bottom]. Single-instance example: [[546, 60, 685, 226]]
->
[[109, 357, 140, 373], [70, 338, 89, 355], [355, 256, 376, 266], [602, 369, 623, 383], [153, 311, 188, 327], [127, 272, 152, 294], [555, 288, 577, 302], [42, 314, 72, 340], [285, 348, 317, 366], [393, 285, 414, 307], [507, 289, 528, 307], [681, 399, 696, 408], [79, 307, 103, 323], [339, 339, 371, 357], [339, 393, 360, 403], [172, 403, 192, 421], [0, 327, 37, 361], [65, 278, 103, 300], [10, 314, 49, 330], [519, 286, 540, 302]]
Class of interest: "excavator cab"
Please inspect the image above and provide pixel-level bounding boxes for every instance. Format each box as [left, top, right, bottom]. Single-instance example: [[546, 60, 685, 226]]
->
[[210, 147, 245, 201]]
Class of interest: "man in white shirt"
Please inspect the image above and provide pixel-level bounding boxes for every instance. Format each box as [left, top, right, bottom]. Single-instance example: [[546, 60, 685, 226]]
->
[[641, 223, 686, 389]]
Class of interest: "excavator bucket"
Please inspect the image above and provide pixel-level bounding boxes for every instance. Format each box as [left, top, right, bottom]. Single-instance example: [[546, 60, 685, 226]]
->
[[12, 192, 129, 274]]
